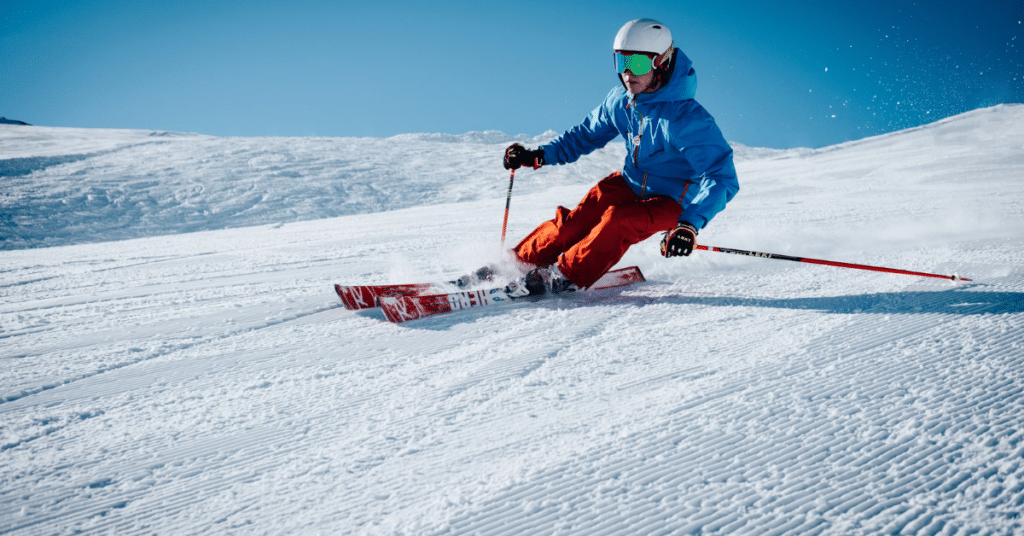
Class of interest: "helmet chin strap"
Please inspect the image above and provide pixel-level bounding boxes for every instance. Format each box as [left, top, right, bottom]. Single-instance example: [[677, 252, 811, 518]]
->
[[651, 47, 676, 90]]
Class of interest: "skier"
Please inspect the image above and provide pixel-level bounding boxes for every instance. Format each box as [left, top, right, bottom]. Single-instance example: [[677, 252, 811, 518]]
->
[[503, 18, 739, 296]]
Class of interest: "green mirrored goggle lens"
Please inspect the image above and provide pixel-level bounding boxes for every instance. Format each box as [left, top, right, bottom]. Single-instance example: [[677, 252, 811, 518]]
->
[[614, 52, 654, 76]]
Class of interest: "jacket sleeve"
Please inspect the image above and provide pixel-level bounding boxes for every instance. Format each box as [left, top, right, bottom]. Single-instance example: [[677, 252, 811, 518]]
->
[[540, 91, 621, 165], [677, 128, 739, 231], [679, 146, 737, 230]]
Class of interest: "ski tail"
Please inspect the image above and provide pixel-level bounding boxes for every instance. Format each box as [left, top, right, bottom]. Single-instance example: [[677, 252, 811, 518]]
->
[[380, 266, 645, 323], [589, 265, 645, 289]]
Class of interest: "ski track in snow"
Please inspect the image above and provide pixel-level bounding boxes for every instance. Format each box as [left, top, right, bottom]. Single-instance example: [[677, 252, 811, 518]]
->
[[2, 105, 1024, 535]]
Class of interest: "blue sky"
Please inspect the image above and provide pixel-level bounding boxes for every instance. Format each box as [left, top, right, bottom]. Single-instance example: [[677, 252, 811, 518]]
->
[[2, 0, 1021, 148]]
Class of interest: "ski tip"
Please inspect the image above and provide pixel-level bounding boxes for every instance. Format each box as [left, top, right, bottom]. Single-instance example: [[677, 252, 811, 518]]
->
[[335, 284, 356, 310], [335, 285, 367, 310], [378, 294, 440, 323], [378, 296, 408, 323]]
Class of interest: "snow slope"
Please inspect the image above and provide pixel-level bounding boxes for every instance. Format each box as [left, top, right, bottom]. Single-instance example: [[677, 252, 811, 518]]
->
[[2, 105, 1024, 535]]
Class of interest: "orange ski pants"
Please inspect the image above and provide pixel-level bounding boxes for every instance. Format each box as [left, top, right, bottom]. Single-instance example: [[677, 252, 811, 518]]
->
[[513, 172, 682, 288]]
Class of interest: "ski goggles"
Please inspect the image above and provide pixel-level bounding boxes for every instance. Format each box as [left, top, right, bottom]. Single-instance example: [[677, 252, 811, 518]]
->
[[613, 51, 657, 76]]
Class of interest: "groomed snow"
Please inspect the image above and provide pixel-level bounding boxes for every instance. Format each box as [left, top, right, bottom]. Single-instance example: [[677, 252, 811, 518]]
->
[[2, 105, 1023, 535]]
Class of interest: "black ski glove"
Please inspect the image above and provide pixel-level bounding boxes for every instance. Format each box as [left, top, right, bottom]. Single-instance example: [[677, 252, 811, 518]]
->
[[504, 143, 545, 170], [661, 222, 698, 257]]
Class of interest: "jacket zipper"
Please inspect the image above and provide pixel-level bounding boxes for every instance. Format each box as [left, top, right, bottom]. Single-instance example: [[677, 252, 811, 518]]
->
[[677, 181, 691, 205], [631, 96, 649, 199]]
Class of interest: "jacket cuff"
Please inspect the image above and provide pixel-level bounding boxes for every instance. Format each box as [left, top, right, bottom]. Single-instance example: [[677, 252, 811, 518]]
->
[[679, 216, 705, 231], [540, 145, 557, 166]]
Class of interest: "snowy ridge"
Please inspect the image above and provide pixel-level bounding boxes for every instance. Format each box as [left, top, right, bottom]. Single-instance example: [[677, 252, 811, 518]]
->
[[2, 105, 1024, 534], [387, 129, 560, 145], [0, 126, 592, 251], [1, 115, 870, 252]]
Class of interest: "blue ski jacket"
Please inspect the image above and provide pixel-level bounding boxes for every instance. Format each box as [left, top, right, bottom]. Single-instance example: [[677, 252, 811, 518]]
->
[[540, 49, 739, 231]]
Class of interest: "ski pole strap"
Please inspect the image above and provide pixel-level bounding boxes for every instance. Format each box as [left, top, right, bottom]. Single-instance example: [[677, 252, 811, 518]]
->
[[694, 244, 970, 282]]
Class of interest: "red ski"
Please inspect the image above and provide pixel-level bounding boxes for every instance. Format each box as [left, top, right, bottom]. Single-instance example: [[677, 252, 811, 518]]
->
[[335, 265, 500, 310], [378, 266, 646, 323], [335, 282, 435, 310]]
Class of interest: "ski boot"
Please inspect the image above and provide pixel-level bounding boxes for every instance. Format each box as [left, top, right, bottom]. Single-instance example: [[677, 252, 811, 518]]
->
[[505, 266, 579, 297], [454, 264, 499, 288]]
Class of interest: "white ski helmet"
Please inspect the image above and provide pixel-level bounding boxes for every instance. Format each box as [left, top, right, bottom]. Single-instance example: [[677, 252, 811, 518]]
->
[[613, 18, 673, 55]]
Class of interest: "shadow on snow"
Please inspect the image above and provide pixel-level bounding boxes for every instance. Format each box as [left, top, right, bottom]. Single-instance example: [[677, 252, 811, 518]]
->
[[643, 287, 1024, 317], [385, 285, 1024, 330]]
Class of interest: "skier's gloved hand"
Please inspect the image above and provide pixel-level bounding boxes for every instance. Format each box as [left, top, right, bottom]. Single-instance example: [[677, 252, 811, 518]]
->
[[504, 144, 545, 170], [661, 222, 698, 257]]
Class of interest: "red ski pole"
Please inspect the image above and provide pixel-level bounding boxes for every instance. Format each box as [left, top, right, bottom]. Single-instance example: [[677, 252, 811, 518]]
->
[[694, 244, 970, 282], [500, 169, 515, 250]]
